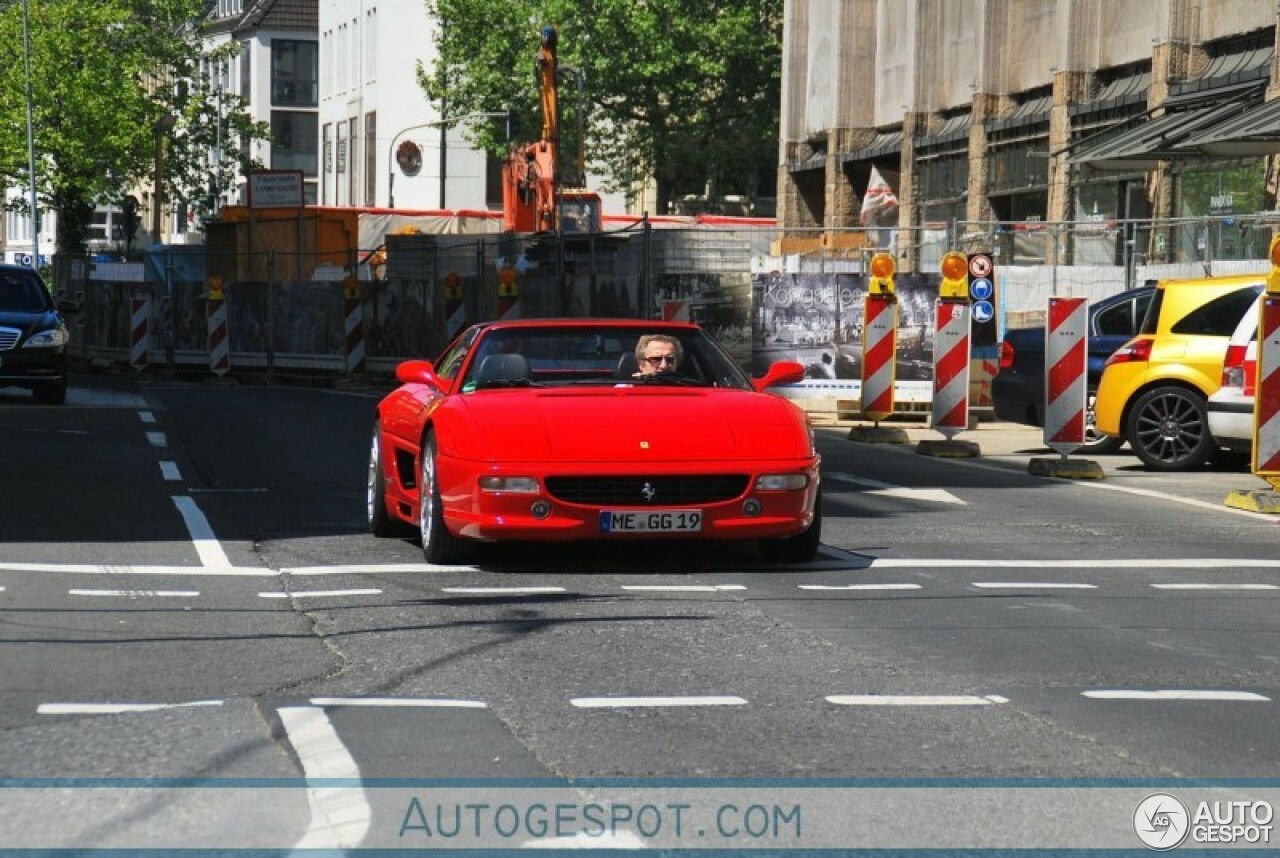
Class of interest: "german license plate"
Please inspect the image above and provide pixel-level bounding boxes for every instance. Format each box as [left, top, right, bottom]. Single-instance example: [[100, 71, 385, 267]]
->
[[600, 509, 703, 533]]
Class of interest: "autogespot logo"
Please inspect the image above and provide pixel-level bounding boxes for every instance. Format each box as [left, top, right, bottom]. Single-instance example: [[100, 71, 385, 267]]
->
[[1135, 793, 1190, 850]]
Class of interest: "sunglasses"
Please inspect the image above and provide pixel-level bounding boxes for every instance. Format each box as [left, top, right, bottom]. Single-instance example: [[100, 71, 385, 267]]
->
[[641, 355, 677, 366]]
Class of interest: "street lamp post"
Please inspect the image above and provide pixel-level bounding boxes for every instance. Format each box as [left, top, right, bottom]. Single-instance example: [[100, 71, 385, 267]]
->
[[386, 111, 507, 209], [22, 0, 39, 262]]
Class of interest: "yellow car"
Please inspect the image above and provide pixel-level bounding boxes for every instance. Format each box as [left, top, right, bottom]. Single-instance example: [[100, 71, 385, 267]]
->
[[1094, 274, 1263, 471]]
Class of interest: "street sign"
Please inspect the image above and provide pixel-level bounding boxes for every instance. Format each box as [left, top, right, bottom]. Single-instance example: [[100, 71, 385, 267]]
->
[[967, 254, 998, 349], [968, 254, 993, 279]]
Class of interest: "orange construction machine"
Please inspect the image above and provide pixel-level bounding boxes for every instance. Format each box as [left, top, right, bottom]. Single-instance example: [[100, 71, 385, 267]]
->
[[502, 25, 602, 234]]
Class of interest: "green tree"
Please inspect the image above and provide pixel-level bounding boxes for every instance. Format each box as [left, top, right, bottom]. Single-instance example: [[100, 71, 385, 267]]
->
[[420, 0, 782, 215], [0, 0, 268, 255]]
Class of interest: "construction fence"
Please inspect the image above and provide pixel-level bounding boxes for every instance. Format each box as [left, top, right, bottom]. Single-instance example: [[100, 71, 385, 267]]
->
[[62, 213, 1280, 418]]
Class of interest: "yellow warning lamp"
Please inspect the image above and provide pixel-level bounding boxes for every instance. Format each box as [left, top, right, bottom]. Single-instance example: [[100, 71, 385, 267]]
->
[[1268, 234, 1280, 295], [497, 266, 519, 298], [343, 273, 361, 301], [205, 275, 224, 300], [939, 251, 970, 300], [443, 271, 463, 300], [868, 252, 896, 296]]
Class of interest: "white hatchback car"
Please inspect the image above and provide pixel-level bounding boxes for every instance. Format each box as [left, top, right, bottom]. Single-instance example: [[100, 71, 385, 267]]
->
[[1206, 298, 1259, 453]]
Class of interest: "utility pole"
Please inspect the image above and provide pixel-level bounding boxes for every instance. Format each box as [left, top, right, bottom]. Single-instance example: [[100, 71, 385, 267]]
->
[[22, 0, 39, 262]]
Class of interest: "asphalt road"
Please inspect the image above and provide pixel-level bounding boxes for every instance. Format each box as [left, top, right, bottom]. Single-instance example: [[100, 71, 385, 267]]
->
[[2, 374, 1278, 851]]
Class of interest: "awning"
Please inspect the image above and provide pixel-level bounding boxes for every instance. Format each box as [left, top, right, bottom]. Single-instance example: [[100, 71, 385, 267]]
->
[[918, 113, 971, 152], [786, 151, 826, 174], [838, 129, 903, 164], [1068, 97, 1256, 170], [1182, 96, 1280, 156]]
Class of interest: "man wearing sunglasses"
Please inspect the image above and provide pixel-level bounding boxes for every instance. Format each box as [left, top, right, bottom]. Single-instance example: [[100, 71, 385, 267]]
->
[[633, 334, 683, 376]]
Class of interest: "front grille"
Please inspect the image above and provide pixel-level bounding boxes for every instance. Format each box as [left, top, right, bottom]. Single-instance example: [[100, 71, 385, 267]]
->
[[544, 474, 750, 506], [0, 327, 19, 351]]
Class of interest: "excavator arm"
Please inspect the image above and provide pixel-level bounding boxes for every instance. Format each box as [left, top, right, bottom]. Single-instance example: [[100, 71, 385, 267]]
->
[[502, 25, 600, 234]]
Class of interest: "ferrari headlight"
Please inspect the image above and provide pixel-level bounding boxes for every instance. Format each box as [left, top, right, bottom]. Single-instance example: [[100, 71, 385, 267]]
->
[[479, 476, 540, 493], [754, 474, 809, 491], [23, 327, 68, 348]]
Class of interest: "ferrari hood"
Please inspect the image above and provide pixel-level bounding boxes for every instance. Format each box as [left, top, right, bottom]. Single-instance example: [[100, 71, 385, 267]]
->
[[458, 388, 810, 462]]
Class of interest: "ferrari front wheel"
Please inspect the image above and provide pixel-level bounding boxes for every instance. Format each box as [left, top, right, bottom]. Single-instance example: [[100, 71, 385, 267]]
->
[[758, 492, 822, 564], [418, 433, 472, 565]]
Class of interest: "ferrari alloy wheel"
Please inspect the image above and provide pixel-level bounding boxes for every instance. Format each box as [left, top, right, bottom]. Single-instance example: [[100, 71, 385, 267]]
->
[[418, 433, 471, 564], [1126, 385, 1215, 471], [367, 421, 407, 537], [1081, 392, 1124, 454], [759, 492, 822, 564]]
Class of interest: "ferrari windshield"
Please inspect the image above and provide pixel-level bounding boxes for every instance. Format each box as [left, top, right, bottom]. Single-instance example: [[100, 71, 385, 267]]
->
[[460, 326, 754, 391]]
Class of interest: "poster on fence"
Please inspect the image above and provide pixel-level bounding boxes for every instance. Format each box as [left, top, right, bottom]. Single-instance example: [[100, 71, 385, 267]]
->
[[749, 267, 938, 384]]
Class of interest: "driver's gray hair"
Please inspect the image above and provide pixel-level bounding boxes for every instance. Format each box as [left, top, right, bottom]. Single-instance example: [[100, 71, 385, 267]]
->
[[634, 334, 683, 363]]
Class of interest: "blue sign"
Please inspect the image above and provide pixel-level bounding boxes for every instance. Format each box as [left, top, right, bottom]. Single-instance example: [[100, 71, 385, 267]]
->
[[969, 278, 994, 301], [972, 301, 994, 324]]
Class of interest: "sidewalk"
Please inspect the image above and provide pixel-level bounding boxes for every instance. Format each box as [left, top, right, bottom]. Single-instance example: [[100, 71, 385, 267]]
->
[[825, 419, 1064, 458]]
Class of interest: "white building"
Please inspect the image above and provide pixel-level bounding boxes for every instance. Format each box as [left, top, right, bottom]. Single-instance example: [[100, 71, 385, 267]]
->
[[204, 0, 321, 211], [319, 0, 492, 211]]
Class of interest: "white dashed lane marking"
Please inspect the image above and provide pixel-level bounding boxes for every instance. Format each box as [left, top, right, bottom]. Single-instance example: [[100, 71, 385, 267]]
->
[[869, 558, 1280, 569], [145, 431, 167, 448], [138, 410, 156, 424], [571, 696, 748, 708], [1082, 690, 1270, 702], [1151, 583, 1279, 590], [310, 698, 487, 708], [971, 582, 1097, 590], [621, 584, 746, 592], [440, 586, 567, 595], [38, 701, 224, 715], [68, 589, 199, 598], [799, 583, 921, 591], [827, 695, 1007, 706], [260, 589, 382, 599], [159, 461, 182, 481]]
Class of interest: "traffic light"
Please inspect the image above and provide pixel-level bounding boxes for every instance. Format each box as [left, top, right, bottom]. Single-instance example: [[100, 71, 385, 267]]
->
[[868, 252, 896, 296], [939, 251, 969, 300]]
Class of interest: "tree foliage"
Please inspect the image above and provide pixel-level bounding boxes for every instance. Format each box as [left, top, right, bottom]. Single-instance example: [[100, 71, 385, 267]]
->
[[0, 0, 268, 254], [420, 0, 782, 215]]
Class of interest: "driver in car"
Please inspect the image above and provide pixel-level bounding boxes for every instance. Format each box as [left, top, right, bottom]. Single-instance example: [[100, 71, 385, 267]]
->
[[634, 334, 682, 376]]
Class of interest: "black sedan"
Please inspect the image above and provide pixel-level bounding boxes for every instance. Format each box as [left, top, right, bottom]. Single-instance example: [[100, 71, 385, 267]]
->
[[992, 285, 1153, 453], [0, 264, 74, 404]]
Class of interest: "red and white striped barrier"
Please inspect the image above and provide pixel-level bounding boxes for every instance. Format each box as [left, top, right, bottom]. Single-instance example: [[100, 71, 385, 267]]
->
[[1253, 295, 1280, 478], [206, 280, 229, 377], [662, 300, 690, 322], [1044, 296, 1088, 454], [930, 299, 970, 436], [860, 294, 897, 421], [130, 295, 150, 372], [344, 277, 366, 374]]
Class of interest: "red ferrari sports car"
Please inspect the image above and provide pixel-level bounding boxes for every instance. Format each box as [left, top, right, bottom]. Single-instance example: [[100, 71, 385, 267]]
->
[[367, 319, 822, 564]]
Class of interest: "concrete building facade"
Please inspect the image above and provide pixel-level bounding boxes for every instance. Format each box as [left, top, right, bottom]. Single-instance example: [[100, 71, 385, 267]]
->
[[779, 0, 1280, 271]]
